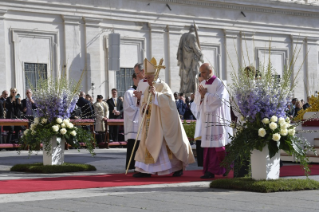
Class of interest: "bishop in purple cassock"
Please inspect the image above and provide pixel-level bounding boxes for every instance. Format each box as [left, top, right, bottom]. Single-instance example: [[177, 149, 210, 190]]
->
[[194, 63, 233, 179]]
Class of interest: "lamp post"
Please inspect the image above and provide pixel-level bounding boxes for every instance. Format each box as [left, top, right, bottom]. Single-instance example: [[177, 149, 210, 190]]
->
[[91, 83, 95, 100]]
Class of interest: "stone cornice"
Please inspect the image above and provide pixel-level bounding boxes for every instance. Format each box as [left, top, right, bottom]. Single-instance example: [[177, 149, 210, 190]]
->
[[167, 25, 184, 34], [84, 17, 102, 27], [0, 9, 6, 19], [156, 0, 319, 17], [291, 35, 306, 43], [306, 36, 319, 44], [224, 30, 240, 38], [241, 31, 255, 39], [148, 23, 167, 32], [61, 15, 82, 25]]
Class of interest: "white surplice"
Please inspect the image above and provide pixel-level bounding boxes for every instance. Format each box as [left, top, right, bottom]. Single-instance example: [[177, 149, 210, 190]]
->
[[135, 78, 150, 140], [190, 101, 202, 140], [195, 77, 233, 148], [123, 87, 139, 140]]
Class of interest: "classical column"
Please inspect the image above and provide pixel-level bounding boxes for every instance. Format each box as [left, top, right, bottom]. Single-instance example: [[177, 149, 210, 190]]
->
[[305, 37, 318, 97], [167, 25, 183, 91], [149, 23, 167, 82], [0, 10, 7, 91], [291, 35, 306, 99], [224, 30, 240, 82], [241, 31, 255, 69], [61, 15, 84, 82], [83, 17, 103, 97]]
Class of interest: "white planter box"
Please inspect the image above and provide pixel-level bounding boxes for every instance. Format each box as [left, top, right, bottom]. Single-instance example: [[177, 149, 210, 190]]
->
[[251, 145, 280, 180], [43, 136, 65, 165]]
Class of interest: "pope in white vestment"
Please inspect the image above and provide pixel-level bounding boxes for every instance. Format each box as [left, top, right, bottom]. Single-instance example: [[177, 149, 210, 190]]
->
[[133, 58, 195, 178], [195, 63, 233, 179]]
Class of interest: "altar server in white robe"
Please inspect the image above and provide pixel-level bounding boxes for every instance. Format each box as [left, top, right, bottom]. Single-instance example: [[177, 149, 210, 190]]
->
[[195, 63, 233, 179], [190, 73, 204, 167], [133, 63, 149, 140], [124, 73, 140, 170]]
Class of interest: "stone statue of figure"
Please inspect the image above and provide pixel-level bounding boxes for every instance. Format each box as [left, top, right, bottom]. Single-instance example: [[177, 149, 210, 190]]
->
[[177, 25, 204, 94]]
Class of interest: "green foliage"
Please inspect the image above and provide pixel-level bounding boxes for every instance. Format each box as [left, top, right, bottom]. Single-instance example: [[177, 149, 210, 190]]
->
[[210, 178, 319, 193], [183, 120, 196, 141], [11, 163, 96, 173]]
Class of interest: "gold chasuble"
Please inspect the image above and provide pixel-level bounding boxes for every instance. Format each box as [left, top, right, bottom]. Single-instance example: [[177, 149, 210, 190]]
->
[[134, 80, 195, 166]]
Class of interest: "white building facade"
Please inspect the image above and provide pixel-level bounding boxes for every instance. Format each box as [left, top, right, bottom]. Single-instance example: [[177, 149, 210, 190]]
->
[[0, 0, 318, 99]]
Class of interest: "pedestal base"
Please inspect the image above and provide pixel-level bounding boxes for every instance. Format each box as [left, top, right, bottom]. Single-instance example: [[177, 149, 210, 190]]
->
[[43, 136, 65, 165], [251, 145, 280, 180]]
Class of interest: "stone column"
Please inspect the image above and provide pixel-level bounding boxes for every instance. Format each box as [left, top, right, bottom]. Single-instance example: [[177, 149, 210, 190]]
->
[[305, 37, 318, 97], [149, 23, 167, 81], [0, 10, 7, 91], [83, 17, 103, 97], [61, 15, 84, 82], [224, 30, 240, 83], [291, 35, 306, 99], [241, 31, 255, 69], [167, 25, 183, 91]]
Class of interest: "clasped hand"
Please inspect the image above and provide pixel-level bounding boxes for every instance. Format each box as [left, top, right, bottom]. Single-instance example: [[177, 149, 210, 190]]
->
[[133, 91, 142, 99], [149, 86, 156, 96], [198, 84, 207, 98]]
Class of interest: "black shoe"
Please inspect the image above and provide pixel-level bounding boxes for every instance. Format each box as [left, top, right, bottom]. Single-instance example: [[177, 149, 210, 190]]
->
[[172, 169, 183, 177], [200, 172, 215, 179], [133, 172, 151, 178]]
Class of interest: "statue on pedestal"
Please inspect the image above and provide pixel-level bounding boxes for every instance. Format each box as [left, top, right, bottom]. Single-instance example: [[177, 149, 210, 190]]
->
[[177, 25, 203, 94]]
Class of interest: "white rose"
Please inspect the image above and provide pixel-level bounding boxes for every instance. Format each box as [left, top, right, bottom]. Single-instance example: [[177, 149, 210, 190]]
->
[[269, 122, 278, 131], [31, 130, 36, 135], [285, 117, 290, 123], [70, 130, 77, 136], [280, 129, 288, 136], [34, 117, 40, 124], [41, 118, 47, 124], [270, 116, 278, 122], [280, 122, 288, 129], [288, 129, 295, 136], [258, 128, 266, 137], [52, 125, 59, 132], [63, 119, 70, 125], [60, 128, 67, 135], [61, 123, 66, 128], [67, 123, 74, 129], [272, 133, 281, 142], [278, 117, 285, 125], [30, 123, 36, 130], [262, 118, 270, 124], [24, 129, 30, 135], [56, 118, 62, 124]]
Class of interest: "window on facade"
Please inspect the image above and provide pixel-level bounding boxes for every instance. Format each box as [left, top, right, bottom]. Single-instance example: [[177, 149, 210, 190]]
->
[[24, 63, 48, 90], [116, 68, 135, 97]]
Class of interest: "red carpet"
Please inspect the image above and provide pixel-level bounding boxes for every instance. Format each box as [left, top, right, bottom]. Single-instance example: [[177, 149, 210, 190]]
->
[[0, 165, 318, 194]]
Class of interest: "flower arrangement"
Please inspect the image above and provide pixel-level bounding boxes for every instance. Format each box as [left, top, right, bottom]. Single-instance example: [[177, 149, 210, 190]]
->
[[20, 75, 95, 156], [223, 61, 316, 176]]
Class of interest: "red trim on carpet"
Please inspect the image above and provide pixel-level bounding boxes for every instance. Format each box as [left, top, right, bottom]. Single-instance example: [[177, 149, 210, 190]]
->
[[1, 165, 318, 194]]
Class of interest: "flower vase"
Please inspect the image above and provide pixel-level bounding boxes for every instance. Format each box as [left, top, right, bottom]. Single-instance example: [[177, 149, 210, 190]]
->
[[43, 136, 65, 165], [250, 145, 280, 180]]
